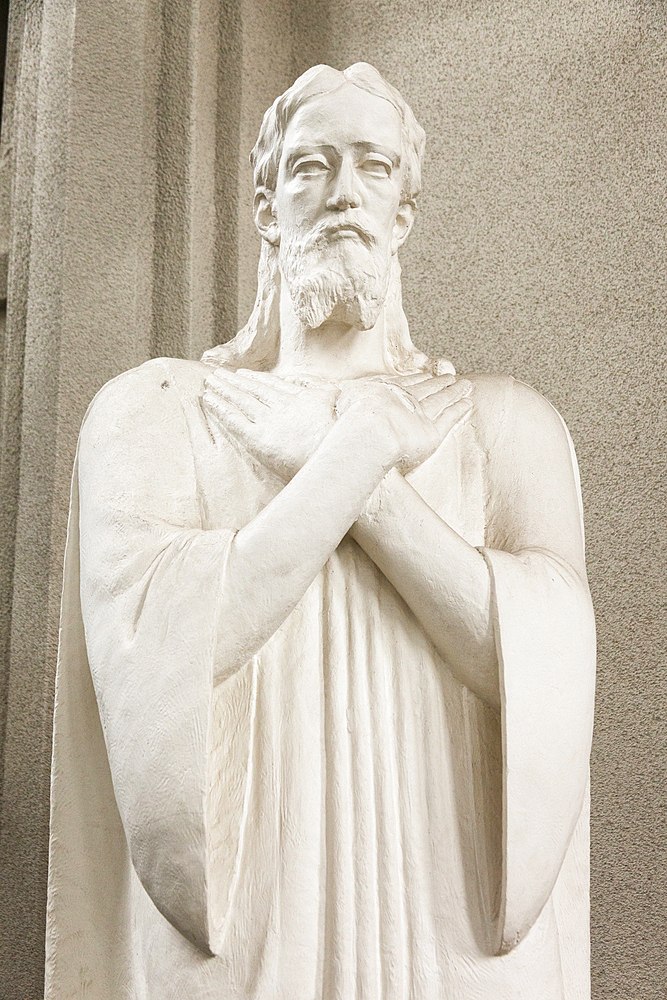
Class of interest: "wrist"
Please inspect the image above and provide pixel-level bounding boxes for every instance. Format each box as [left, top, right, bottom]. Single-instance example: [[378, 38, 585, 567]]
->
[[354, 467, 403, 531], [337, 401, 401, 474]]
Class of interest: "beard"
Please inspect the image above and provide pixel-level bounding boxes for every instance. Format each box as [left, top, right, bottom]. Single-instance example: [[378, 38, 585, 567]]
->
[[279, 221, 392, 331]]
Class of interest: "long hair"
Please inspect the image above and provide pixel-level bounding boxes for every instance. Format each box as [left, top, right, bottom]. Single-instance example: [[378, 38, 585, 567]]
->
[[203, 63, 446, 375]]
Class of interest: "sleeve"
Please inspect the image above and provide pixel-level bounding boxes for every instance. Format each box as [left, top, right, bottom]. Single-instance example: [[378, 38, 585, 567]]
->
[[77, 359, 240, 955], [475, 376, 596, 954]]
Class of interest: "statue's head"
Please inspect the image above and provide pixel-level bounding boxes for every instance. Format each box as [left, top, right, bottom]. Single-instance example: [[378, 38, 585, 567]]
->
[[204, 64, 436, 374], [250, 62, 425, 226]]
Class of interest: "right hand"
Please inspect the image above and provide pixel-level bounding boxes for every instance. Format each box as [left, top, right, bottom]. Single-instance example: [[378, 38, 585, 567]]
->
[[202, 368, 340, 481], [336, 373, 473, 474]]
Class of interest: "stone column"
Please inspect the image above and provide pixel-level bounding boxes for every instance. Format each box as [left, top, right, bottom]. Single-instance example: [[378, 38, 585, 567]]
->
[[0, 0, 249, 993]]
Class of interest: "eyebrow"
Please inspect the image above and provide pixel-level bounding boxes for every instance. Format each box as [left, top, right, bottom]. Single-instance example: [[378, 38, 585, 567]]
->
[[285, 143, 401, 172], [353, 142, 401, 166], [284, 145, 336, 172]]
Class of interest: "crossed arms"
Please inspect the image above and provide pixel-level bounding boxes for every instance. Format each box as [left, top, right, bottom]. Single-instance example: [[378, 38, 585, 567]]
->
[[200, 366, 587, 712], [76, 357, 595, 953]]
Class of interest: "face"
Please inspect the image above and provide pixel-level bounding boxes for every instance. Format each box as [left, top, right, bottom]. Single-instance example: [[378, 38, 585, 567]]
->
[[257, 84, 414, 330]]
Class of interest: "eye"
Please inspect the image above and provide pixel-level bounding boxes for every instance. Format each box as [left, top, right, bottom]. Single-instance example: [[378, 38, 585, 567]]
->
[[292, 156, 330, 177], [359, 156, 393, 178]]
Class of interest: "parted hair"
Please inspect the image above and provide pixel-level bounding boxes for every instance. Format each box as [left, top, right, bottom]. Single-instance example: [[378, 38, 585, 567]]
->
[[250, 62, 426, 206], [202, 64, 439, 375]]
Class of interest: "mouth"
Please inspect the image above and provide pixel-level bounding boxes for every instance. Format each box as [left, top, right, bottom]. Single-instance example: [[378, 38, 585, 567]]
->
[[323, 224, 373, 248]]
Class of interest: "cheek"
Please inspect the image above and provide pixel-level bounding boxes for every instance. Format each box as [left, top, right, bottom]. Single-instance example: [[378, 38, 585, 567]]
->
[[364, 183, 402, 228], [374, 206, 403, 250], [277, 184, 326, 231]]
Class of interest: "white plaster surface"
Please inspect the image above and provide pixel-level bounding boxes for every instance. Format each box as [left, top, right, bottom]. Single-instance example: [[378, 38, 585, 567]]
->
[[45, 65, 595, 999]]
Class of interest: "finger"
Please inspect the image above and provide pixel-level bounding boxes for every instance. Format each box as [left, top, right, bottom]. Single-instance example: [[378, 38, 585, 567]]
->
[[223, 370, 284, 406], [236, 369, 301, 395], [418, 379, 472, 413], [433, 397, 474, 434], [386, 372, 434, 387], [202, 389, 255, 439], [384, 383, 417, 411], [409, 373, 464, 402], [386, 383, 421, 410], [205, 375, 266, 422]]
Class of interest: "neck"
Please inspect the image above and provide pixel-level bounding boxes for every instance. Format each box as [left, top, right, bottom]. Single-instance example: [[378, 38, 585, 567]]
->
[[271, 283, 395, 381]]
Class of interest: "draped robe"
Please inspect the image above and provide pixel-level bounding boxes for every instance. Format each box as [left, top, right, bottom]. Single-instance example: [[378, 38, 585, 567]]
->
[[45, 356, 595, 1000]]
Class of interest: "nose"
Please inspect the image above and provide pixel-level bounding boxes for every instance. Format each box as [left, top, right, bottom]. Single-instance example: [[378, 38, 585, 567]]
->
[[326, 158, 361, 212]]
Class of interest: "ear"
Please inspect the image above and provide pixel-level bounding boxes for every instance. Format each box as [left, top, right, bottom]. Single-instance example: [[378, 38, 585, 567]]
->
[[392, 201, 414, 252], [254, 189, 280, 245]]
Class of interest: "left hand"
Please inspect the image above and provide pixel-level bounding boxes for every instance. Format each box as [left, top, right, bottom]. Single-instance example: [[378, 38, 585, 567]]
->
[[202, 368, 340, 481], [336, 372, 473, 473]]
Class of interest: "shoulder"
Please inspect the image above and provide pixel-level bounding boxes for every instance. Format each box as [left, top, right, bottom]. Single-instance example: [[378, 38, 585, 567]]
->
[[82, 357, 210, 444], [464, 373, 571, 457], [77, 359, 215, 511], [78, 359, 212, 480], [86, 356, 209, 415], [461, 375, 585, 570]]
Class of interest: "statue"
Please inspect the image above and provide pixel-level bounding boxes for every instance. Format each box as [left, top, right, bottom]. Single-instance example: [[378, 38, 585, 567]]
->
[[45, 64, 595, 1000]]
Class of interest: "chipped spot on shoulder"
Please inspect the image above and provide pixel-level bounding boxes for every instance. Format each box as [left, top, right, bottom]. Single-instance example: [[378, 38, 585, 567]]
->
[[81, 357, 210, 441]]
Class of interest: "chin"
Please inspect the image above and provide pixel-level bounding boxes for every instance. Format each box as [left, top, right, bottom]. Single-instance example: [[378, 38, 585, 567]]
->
[[327, 297, 383, 330], [281, 237, 391, 331], [292, 281, 385, 331], [287, 266, 389, 331]]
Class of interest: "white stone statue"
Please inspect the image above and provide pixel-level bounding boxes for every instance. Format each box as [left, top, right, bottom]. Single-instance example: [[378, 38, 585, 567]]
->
[[45, 63, 596, 1000]]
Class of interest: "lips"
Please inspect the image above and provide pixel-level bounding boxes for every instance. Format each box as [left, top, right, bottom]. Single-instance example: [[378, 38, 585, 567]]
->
[[324, 224, 373, 246], [331, 225, 362, 237]]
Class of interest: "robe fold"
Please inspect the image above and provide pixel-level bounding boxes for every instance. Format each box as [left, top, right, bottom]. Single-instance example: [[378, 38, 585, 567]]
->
[[45, 356, 595, 1000]]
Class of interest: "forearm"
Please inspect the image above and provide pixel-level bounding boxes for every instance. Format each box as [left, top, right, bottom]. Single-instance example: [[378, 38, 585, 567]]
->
[[350, 469, 500, 710], [216, 409, 396, 682]]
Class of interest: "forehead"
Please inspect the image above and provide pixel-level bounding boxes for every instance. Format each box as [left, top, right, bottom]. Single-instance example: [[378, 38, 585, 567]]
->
[[282, 84, 402, 155]]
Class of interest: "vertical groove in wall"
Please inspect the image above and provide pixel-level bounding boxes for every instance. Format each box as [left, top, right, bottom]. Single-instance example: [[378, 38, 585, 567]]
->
[[153, 0, 237, 361], [152, 0, 191, 359], [185, 0, 222, 361], [0, 0, 76, 991], [234, 0, 292, 330], [215, 0, 241, 346], [290, 0, 331, 79], [0, 0, 41, 817], [0, 1, 167, 996]]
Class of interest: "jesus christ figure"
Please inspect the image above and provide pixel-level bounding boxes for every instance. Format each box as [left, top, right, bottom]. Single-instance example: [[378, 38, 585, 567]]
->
[[46, 63, 595, 1000]]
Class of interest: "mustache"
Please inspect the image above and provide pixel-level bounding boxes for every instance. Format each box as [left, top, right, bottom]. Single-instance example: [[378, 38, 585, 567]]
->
[[300, 218, 376, 251]]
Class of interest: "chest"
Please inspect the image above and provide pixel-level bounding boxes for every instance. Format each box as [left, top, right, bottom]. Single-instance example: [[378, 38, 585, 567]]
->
[[187, 400, 487, 548]]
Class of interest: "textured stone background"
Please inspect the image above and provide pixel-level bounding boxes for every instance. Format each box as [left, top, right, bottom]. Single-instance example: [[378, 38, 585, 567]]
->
[[0, 1, 665, 997]]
